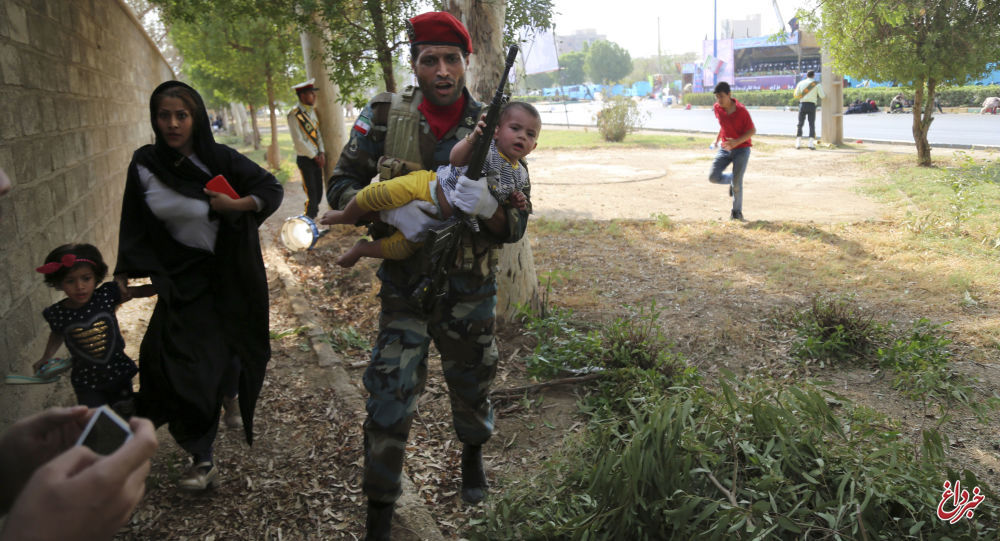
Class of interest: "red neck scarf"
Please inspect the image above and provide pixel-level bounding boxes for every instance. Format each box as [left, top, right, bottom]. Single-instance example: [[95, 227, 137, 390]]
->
[[418, 93, 467, 140]]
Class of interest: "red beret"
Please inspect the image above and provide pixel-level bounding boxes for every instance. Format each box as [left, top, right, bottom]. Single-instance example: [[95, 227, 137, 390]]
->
[[408, 12, 473, 54]]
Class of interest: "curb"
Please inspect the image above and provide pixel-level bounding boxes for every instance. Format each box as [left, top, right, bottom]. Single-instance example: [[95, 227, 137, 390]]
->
[[261, 201, 445, 541], [545, 122, 1000, 150]]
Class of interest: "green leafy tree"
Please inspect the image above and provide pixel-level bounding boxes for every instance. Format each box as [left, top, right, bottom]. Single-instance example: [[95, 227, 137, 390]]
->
[[158, 0, 555, 107], [558, 51, 586, 85], [800, 1, 1000, 166], [585, 40, 632, 84], [295, 1, 418, 106], [525, 71, 555, 90], [168, 15, 301, 167], [502, 0, 554, 41]]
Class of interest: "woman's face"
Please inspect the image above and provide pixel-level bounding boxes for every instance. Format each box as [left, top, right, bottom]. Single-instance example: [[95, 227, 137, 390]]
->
[[156, 96, 195, 156]]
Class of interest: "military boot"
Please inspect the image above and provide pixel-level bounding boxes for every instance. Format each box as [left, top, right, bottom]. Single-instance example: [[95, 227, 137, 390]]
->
[[364, 501, 393, 541], [461, 444, 488, 504]]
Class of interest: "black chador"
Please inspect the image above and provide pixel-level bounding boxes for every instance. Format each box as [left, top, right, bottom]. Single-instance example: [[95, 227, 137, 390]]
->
[[116, 81, 283, 446]]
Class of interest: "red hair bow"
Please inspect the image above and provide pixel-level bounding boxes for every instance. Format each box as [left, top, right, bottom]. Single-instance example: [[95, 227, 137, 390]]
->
[[35, 254, 95, 274]]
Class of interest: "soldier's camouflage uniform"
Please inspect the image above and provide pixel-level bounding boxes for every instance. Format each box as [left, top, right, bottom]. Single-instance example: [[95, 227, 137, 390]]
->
[[327, 87, 531, 504]]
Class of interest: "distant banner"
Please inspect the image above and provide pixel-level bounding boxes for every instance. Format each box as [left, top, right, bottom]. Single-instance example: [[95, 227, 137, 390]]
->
[[732, 75, 796, 91], [674, 62, 683, 73], [520, 28, 560, 75], [703, 55, 725, 74], [733, 31, 799, 50]]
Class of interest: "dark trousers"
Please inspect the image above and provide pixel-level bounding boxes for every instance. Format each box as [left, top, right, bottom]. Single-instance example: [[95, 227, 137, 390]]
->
[[797, 102, 817, 138], [297, 155, 324, 219], [363, 287, 499, 504]]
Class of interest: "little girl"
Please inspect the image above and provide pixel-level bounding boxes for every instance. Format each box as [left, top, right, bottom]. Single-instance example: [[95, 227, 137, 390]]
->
[[33, 243, 154, 413]]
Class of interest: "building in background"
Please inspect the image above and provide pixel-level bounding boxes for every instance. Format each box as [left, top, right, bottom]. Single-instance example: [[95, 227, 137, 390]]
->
[[721, 15, 761, 40], [557, 28, 605, 54]]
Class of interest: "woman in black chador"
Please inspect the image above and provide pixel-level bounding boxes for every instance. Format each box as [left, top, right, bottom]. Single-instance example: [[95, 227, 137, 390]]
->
[[115, 81, 283, 490]]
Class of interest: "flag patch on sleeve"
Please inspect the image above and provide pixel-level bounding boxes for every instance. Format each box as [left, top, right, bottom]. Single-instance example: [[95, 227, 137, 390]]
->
[[353, 117, 371, 135]]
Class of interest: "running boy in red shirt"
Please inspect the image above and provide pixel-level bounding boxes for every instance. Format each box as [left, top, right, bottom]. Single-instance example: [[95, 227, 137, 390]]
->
[[708, 81, 756, 221]]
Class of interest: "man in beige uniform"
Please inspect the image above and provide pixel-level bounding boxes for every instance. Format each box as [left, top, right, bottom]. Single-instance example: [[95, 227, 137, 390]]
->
[[287, 79, 326, 219]]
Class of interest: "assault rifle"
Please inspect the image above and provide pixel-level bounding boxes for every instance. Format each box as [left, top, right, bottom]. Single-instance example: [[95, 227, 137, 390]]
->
[[466, 44, 521, 184], [413, 44, 520, 311]]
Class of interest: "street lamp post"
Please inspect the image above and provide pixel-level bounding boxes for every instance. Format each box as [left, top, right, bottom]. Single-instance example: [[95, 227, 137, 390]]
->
[[712, 0, 718, 88]]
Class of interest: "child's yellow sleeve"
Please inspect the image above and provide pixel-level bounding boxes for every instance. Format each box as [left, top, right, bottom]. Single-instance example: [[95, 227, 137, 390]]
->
[[380, 231, 422, 260], [356, 170, 436, 212]]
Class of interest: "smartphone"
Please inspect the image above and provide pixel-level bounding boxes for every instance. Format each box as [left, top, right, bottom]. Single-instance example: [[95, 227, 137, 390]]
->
[[206, 174, 240, 199], [75, 405, 133, 455]]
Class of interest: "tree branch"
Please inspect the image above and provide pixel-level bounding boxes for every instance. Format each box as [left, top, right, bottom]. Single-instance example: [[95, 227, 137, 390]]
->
[[704, 469, 756, 529], [490, 373, 603, 399]]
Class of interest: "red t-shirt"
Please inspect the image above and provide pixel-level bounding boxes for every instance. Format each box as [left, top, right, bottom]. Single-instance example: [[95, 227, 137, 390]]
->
[[713, 98, 754, 149]]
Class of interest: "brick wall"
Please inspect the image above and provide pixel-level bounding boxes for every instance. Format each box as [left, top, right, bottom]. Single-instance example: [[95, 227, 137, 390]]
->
[[0, 0, 173, 426]]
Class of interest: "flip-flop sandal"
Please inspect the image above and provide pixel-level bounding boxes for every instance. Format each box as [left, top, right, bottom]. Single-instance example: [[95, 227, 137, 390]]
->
[[5, 374, 60, 385], [37, 358, 71, 378]]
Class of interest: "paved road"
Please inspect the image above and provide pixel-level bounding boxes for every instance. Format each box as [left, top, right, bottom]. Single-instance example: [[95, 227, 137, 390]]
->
[[538, 101, 1000, 148]]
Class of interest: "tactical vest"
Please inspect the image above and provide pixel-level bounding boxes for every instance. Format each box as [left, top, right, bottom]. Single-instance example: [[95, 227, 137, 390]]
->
[[379, 85, 476, 181], [380, 86, 496, 276]]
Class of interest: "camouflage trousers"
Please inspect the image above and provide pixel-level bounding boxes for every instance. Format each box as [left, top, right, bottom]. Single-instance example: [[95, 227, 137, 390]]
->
[[362, 278, 499, 504]]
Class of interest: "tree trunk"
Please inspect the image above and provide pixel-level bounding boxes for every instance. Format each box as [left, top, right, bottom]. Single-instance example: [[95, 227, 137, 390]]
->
[[911, 77, 934, 167], [265, 64, 281, 170], [367, 0, 397, 93], [249, 104, 261, 150], [301, 22, 346, 180], [447, 0, 540, 321], [230, 102, 249, 143], [445, 0, 505, 101], [496, 237, 540, 318]]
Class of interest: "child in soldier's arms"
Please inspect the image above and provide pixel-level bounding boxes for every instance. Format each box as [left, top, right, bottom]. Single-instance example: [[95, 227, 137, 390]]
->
[[320, 101, 540, 267]]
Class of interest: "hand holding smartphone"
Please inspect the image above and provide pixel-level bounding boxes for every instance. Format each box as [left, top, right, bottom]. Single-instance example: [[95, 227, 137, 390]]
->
[[75, 405, 133, 455], [206, 174, 240, 200]]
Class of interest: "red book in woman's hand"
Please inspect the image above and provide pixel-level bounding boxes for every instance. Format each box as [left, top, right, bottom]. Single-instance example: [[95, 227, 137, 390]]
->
[[206, 175, 240, 199]]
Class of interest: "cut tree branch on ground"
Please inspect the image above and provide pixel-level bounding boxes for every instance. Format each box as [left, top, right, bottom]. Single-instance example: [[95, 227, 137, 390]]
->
[[490, 373, 604, 399]]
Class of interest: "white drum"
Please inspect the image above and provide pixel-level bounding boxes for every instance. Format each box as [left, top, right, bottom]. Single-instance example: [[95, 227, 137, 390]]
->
[[280, 215, 324, 251]]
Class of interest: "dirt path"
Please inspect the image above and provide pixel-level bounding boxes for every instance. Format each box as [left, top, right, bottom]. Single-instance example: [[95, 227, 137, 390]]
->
[[528, 136, 893, 222]]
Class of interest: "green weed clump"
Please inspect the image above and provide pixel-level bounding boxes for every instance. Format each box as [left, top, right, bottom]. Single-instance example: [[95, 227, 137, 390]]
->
[[595, 96, 644, 142], [471, 376, 999, 540], [518, 302, 696, 414], [789, 295, 885, 365], [519, 305, 603, 379], [323, 325, 370, 352], [941, 152, 1000, 248], [788, 298, 994, 420], [877, 318, 998, 421]]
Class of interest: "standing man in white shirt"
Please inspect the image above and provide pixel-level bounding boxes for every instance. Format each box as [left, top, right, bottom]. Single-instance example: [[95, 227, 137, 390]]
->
[[287, 79, 326, 219], [793, 70, 825, 150]]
